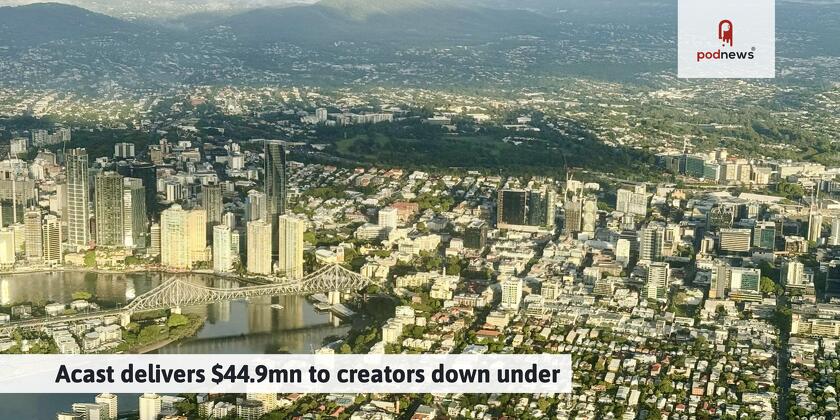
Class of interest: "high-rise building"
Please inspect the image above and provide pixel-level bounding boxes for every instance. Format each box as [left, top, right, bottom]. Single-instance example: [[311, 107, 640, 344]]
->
[[0, 228, 15, 268], [753, 221, 776, 250], [808, 210, 824, 243], [645, 262, 670, 301], [213, 224, 235, 273], [264, 141, 287, 218], [500, 276, 523, 310], [582, 196, 598, 234], [202, 184, 224, 226], [66, 148, 90, 249], [782, 259, 805, 287], [498, 186, 555, 231], [24, 209, 43, 262], [615, 238, 631, 265], [71, 403, 107, 420], [246, 393, 278, 412], [563, 199, 582, 235], [378, 207, 398, 229], [149, 223, 161, 257], [160, 204, 207, 269], [129, 162, 157, 218], [464, 220, 488, 250], [709, 261, 728, 299], [138, 393, 161, 420], [315, 108, 328, 123], [719, 228, 752, 253], [277, 215, 305, 279], [616, 186, 648, 217], [498, 189, 528, 227], [94, 172, 124, 247], [113, 142, 135, 159], [639, 224, 664, 262], [247, 220, 272, 275], [831, 217, 840, 246], [123, 178, 148, 249], [42, 214, 62, 265], [245, 190, 268, 222], [223, 211, 236, 229], [95, 393, 118, 420]]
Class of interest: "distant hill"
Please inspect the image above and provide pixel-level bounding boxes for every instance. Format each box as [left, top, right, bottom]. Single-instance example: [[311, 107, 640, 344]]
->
[[214, 0, 559, 44], [0, 2, 138, 45]]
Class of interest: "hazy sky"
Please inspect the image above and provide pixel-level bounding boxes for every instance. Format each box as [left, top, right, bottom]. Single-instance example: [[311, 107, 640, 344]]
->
[[0, 0, 319, 19]]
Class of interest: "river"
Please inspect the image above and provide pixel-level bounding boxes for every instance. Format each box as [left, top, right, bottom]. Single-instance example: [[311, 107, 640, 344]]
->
[[0, 271, 351, 419]]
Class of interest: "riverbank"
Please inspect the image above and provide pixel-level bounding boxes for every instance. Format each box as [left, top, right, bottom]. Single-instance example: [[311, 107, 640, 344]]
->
[[0, 266, 274, 286], [131, 315, 207, 354]]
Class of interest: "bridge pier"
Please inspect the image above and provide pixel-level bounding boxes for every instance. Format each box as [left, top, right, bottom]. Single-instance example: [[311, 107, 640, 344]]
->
[[120, 312, 131, 328], [171, 306, 182, 315], [328, 290, 342, 305]]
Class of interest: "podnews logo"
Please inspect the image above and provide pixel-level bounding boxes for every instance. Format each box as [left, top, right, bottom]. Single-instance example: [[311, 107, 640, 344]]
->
[[696, 19, 756, 62]]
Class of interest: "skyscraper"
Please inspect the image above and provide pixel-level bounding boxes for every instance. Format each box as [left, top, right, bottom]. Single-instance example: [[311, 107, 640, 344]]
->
[[23, 209, 42, 262], [563, 199, 582, 235], [639, 224, 664, 262], [123, 178, 148, 249], [646, 262, 670, 301], [378, 207, 398, 229], [753, 221, 776, 250], [129, 162, 157, 219], [277, 215, 305, 279], [264, 141, 287, 218], [160, 204, 207, 269], [66, 148, 90, 249], [213, 224, 234, 273], [808, 210, 824, 243], [500, 276, 524, 310], [202, 184, 223, 226], [247, 220, 272, 275], [245, 190, 268, 222], [0, 228, 15, 268], [582, 196, 598, 234], [42, 214, 62, 265], [94, 172, 124, 247]]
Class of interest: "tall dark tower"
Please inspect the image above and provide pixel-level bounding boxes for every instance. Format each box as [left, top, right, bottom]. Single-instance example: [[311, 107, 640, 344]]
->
[[264, 141, 288, 217], [130, 162, 158, 220], [264, 141, 288, 260]]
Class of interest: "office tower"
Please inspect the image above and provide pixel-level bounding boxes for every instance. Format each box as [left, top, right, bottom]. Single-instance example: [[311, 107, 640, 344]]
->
[[0, 228, 15, 268], [808, 210, 824, 243], [149, 223, 161, 257], [709, 262, 729, 299], [616, 186, 648, 217], [639, 224, 664, 262], [563, 199, 582, 235], [66, 148, 90, 249], [498, 189, 528, 227], [129, 162, 157, 218], [57, 413, 83, 420], [237, 399, 266, 420], [378, 207, 398, 229], [24, 209, 42, 262], [42, 214, 62, 265], [729, 267, 761, 293], [202, 184, 223, 226], [500, 276, 523, 310], [264, 141, 287, 218], [123, 178, 148, 249], [94, 172, 124, 247], [113, 142, 135, 159], [223, 211, 236, 229], [277, 215, 305, 278], [645, 262, 670, 301], [464, 220, 488, 250], [139, 393, 161, 420], [213, 224, 234, 273], [782, 259, 805, 287], [11, 223, 24, 254], [615, 238, 631, 265], [95, 393, 118, 420], [245, 190, 268, 222], [247, 220, 272, 275], [719, 228, 752, 253], [753, 221, 776, 250], [582, 196, 598, 234], [831, 217, 840, 246], [160, 204, 207, 269], [315, 107, 328, 122]]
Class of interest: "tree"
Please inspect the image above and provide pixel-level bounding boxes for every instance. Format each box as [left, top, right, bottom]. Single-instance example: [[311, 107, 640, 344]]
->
[[166, 313, 189, 328], [760, 277, 778, 296], [71, 291, 92, 301]]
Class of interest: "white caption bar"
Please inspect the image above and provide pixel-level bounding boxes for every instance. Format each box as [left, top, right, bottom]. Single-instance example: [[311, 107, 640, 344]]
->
[[0, 354, 572, 394]]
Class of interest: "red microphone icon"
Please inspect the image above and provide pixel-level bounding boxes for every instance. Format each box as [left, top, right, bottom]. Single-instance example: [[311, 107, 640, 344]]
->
[[718, 19, 733, 47]]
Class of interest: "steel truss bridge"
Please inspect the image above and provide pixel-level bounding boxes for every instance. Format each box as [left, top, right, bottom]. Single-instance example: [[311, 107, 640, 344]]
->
[[0, 264, 377, 335]]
